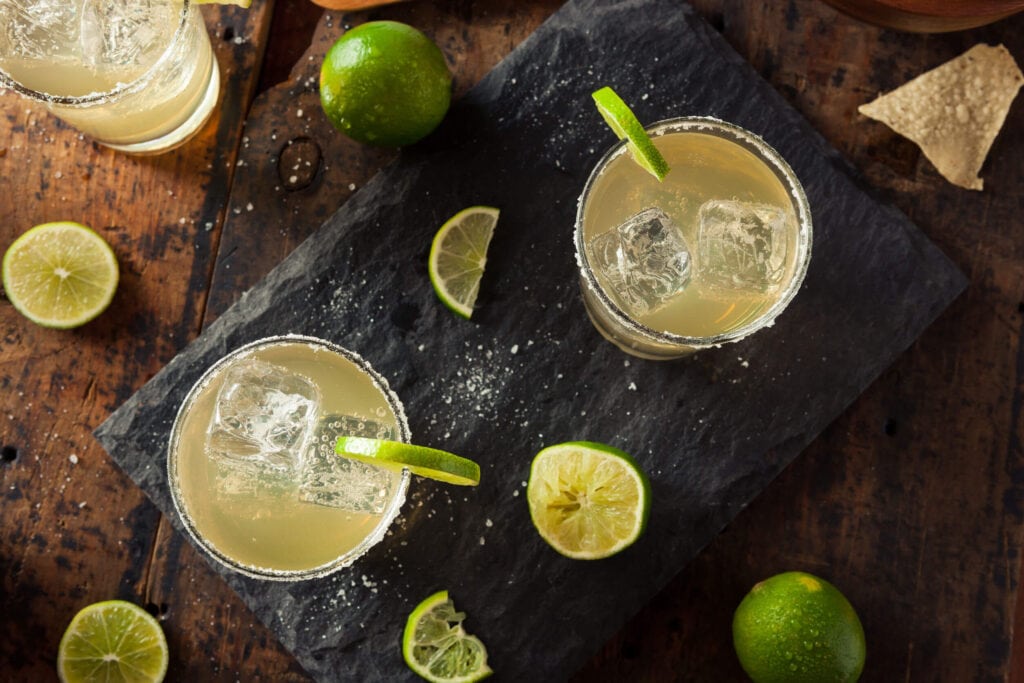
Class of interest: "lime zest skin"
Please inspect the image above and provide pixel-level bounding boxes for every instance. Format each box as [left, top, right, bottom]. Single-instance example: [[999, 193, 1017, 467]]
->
[[336, 436, 481, 486], [591, 86, 670, 181]]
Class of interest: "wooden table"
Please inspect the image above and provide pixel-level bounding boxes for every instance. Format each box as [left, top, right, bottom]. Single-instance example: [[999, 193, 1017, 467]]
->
[[2, 1, 1023, 679]]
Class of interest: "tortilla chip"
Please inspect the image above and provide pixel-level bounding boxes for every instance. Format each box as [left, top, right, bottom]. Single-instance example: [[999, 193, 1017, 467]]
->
[[858, 44, 1023, 191]]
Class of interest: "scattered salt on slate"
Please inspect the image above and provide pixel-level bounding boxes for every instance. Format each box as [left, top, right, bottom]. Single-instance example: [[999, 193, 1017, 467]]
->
[[95, 0, 966, 680]]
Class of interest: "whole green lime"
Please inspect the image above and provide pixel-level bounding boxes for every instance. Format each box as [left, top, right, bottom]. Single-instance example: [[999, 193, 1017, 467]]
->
[[319, 21, 452, 147], [733, 571, 866, 683]]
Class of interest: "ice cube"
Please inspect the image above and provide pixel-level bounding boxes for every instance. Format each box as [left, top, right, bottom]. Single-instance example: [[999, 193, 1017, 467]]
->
[[209, 456, 295, 502], [697, 199, 790, 292], [81, 0, 168, 68], [0, 0, 80, 61], [206, 359, 320, 473], [586, 207, 692, 317], [298, 414, 396, 514]]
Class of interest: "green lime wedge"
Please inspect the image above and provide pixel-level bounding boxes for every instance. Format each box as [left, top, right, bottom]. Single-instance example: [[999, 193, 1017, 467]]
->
[[2, 221, 119, 329], [336, 437, 481, 486], [403, 590, 492, 683], [592, 86, 670, 181], [527, 441, 651, 560], [428, 206, 499, 319], [57, 600, 169, 683]]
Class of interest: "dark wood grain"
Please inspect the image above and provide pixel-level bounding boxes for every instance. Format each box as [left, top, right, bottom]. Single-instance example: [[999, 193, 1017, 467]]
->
[[2, 0, 1024, 680], [0, 2, 274, 679], [821, 0, 1024, 32]]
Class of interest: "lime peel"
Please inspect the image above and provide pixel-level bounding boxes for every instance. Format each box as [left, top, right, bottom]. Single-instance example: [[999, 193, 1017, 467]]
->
[[592, 86, 670, 181], [527, 440, 651, 560], [403, 590, 492, 683], [428, 206, 499, 319], [733, 571, 866, 683], [336, 436, 481, 486]]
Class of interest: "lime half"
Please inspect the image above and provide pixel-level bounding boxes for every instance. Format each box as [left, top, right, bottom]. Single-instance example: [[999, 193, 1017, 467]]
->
[[403, 590, 492, 683], [2, 221, 118, 329], [592, 86, 670, 181], [57, 600, 169, 683], [336, 437, 481, 486], [428, 206, 499, 319], [527, 441, 651, 560]]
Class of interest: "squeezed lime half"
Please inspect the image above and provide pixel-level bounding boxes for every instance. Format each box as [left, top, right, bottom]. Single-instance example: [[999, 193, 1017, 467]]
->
[[403, 590, 492, 683], [527, 440, 651, 559]]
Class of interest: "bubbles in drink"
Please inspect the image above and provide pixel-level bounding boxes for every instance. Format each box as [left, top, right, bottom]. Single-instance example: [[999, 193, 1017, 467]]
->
[[586, 207, 692, 317], [298, 414, 395, 514], [80, 0, 172, 69], [207, 359, 320, 472], [205, 358, 396, 516], [697, 199, 791, 292], [0, 0, 78, 60]]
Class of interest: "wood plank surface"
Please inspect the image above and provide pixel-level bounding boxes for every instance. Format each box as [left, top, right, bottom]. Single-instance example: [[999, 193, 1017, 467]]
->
[[2, 0, 1024, 680]]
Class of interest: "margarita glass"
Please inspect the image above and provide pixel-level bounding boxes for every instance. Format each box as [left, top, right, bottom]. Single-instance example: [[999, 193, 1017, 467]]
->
[[0, 0, 220, 154], [167, 335, 410, 581], [575, 117, 812, 359]]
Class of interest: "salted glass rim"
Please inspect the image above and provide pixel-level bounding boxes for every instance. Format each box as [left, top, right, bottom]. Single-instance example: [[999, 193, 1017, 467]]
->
[[573, 116, 814, 350], [166, 334, 412, 582], [0, 0, 195, 106]]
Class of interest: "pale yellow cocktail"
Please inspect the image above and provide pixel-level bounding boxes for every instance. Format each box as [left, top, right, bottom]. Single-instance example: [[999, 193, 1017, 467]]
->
[[0, 0, 219, 153], [575, 117, 812, 359], [167, 336, 409, 580]]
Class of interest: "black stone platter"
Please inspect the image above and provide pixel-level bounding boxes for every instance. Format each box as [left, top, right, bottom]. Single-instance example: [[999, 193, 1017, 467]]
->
[[95, 0, 966, 680]]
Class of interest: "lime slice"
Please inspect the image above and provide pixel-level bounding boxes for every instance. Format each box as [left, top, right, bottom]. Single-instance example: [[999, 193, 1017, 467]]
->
[[2, 221, 118, 329], [527, 441, 651, 560], [336, 437, 481, 486], [428, 206, 499, 319], [57, 600, 169, 683], [591, 86, 670, 181], [403, 590, 492, 683]]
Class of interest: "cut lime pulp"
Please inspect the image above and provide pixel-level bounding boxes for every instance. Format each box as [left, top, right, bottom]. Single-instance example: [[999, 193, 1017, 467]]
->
[[592, 86, 670, 181], [428, 206, 499, 319], [336, 437, 481, 486], [527, 440, 651, 560], [403, 590, 492, 683], [2, 221, 119, 329], [57, 600, 168, 683]]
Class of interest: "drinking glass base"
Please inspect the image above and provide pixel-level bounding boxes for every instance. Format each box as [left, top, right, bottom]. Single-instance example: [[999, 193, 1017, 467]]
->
[[102, 59, 221, 155]]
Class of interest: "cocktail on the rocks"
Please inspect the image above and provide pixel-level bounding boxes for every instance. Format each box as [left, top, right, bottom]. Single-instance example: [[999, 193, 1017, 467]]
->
[[575, 95, 813, 359], [0, 0, 220, 153], [167, 336, 410, 580]]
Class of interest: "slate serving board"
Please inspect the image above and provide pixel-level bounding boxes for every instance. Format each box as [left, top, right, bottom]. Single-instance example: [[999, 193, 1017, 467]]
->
[[95, 0, 967, 679]]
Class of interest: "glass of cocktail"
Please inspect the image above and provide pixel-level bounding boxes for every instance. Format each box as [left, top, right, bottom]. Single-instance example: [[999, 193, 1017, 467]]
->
[[0, 0, 220, 154], [167, 335, 411, 581], [575, 116, 812, 359]]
